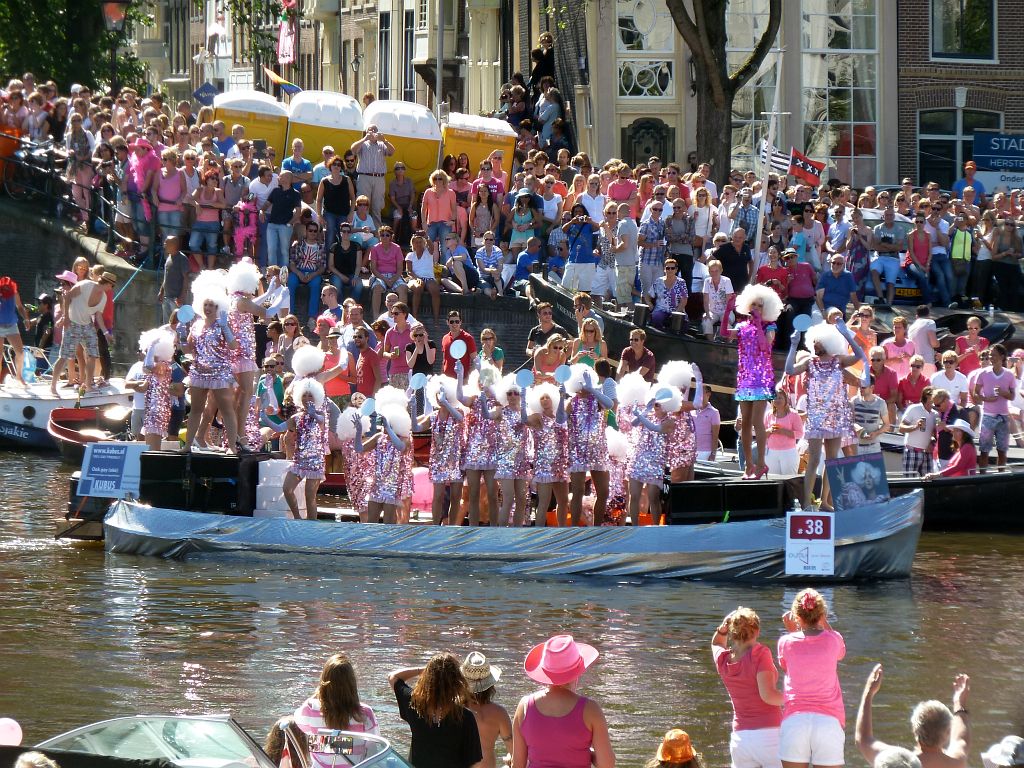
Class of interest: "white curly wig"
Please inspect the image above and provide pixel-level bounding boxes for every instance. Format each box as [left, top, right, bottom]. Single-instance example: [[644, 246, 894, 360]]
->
[[851, 460, 882, 486], [226, 260, 262, 295], [606, 426, 628, 461], [564, 363, 596, 396], [494, 373, 521, 407], [291, 345, 326, 379], [335, 406, 370, 440], [657, 360, 695, 393], [804, 322, 849, 357], [617, 371, 651, 408], [477, 361, 501, 389], [378, 403, 412, 437], [190, 270, 229, 315], [375, 385, 408, 411], [735, 283, 783, 322], [425, 375, 459, 407], [652, 385, 683, 414], [526, 382, 560, 416], [138, 328, 175, 362], [291, 377, 325, 408]]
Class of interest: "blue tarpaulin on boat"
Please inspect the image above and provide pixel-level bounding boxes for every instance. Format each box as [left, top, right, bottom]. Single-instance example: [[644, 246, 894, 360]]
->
[[103, 493, 923, 581]]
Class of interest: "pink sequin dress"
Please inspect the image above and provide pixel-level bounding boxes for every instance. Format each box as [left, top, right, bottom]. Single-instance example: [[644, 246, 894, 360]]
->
[[141, 362, 171, 437], [495, 409, 533, 481], [399, 441, 414, 501], [627, 416, 667, 484], [532, 415, 569, 484], [188, 320, 235, 389], [340, 441, 370, 515], [735, 319, 777, 401], [291, 409, 326, 480], [462, 394, 499, 471], [429, 409, 465, 484], [369, 437, 404, 505], [606, 456, 628, 524], [665, 412, 696, 471], [229, 292, 258, 374], [806, 356, 854, 440], [567, 392, 609, 473], [243, 395, 262, 450]]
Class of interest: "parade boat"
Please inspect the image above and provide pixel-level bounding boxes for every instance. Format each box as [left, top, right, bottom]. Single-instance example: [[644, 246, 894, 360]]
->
[[29, 713, 410, 768], [47, 405, 133, 463], [0, 378, 131, 450], [101, 492, 923, 582]]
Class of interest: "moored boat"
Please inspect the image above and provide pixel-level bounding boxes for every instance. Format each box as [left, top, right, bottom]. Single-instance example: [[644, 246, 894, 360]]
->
[[0, 378, 132, 450], [102, 493, 923, 582], [47, 405, 132, 463]]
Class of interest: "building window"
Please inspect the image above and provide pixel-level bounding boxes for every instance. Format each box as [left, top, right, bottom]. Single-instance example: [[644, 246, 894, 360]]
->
[[932, 0, 994, 60], [403, 9, 416, 102], [379, 11, 391, 100], [918, 108, 1001, 190], [342, 40, 350, 95], [618, 60, 674, 98], [727, 0, 776, 171], [801, 0, 878, 188], [418, 0, 428, 29], [615, 0, 674, 99]]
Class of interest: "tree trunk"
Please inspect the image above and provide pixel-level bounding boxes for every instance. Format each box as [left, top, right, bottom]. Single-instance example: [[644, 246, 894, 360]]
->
[[694, 77, 733, 191]]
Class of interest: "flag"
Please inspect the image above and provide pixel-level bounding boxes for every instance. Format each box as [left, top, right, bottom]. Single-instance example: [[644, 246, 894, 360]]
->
[[758, 140, 790, 174], [789, 148, 826, 186], [263, 66, 302, 96]]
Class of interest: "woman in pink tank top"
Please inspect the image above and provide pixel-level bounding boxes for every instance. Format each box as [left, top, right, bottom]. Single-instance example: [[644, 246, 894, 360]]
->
[[512, 635, 614, 768]]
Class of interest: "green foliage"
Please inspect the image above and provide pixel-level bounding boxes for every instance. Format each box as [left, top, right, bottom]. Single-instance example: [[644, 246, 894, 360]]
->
[[0, 0, 153, 92], [542, 0, 586, 31]]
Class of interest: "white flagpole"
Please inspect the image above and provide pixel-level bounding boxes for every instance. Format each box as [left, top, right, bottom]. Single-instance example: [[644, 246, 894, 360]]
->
[[752, 45, 786, 261]]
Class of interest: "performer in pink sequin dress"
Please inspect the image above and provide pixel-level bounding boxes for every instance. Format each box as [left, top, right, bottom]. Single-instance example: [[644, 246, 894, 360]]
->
[[184, 294, 240, 453], [139, 328, 176, 451], [426, 376, 465, 525], [626, 391, 678, 527], [565, 362, 616, 526], [456, 361, 500, 527], [494, 374, 533, 527], [527, 383, 569, 526]]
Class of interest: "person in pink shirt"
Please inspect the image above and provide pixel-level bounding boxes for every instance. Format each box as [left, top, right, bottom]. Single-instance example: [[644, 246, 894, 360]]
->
[[883, 316, 915, 380], [954, 316, 989, 375], [764, 387, 804, 475], [778, 588, 846, 768], [925, 419, 978, 479], [713, 607, 784, 768], [367, 226, 408, 319], [973, 343, 1015, 468]]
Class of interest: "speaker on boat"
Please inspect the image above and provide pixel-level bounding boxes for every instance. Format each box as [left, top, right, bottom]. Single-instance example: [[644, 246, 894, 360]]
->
[[669, 312, 688, 334], [138, 451, 270, 515], [666, 479, 787, 525], [632, 303, 650, 328]]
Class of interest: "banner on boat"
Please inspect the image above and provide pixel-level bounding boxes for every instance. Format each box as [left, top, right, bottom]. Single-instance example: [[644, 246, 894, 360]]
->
[[785, 510, 835, 576], [826, 452, 890, 511], [78, 442, 146, 498]]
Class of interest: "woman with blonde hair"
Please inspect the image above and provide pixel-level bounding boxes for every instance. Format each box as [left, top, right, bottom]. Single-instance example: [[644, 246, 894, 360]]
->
[[713, 607, 783, 768], [765, 387, 803, 476], [294, 654, 379, 768], [389, 654, 482, 768], [533, 333, 568, 384], [778, 589, 846, 768], [570, 317, 607, 368]]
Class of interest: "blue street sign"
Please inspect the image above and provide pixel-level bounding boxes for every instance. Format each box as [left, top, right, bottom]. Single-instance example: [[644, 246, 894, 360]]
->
[[973, 130, 1024, 172], [193, 81, 219, 107]]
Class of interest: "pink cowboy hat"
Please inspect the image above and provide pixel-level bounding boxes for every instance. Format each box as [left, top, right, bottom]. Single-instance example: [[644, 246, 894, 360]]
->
[[524, 634, 599, 685], [130, 138, 153, 151]]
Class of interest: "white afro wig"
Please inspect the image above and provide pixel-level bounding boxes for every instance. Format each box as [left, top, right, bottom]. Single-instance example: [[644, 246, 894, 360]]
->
[[291, 377, 325, 408], [495, 373, 521, 407], [378, 403, 413, 437], [425, 375, 459, 407], [652, 385, 683, 414], [657, 360, 695, 393], [477, 361, 501, 389], [462, 369, 482, 398], [138, 328, 175, 362], [291, 345, 326, 379], [375, 384, 408, 411], [226, 260, 262, 295], [804, 322, 849, 357], [564, 363, 597, 396], [526, 382, 560, 416], [190, 270, 229, 315], [618, 371, 651, 408], [606, 426, 628, 461], [735, 283, 783, 322], [335, 406, 370, 440], [851, 460, 883, 486]]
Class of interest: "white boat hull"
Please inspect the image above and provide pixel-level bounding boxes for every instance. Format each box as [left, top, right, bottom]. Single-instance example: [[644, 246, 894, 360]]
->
[[0, 379, 131, 449]]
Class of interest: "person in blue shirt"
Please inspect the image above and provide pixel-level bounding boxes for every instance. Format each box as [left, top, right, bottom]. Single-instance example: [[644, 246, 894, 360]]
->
[[952, 160, 986, 203], [816, 253, 860, 319], [561, 202, 597, 292], [442, 233, 480, 294], [280, 138, 313, 191]]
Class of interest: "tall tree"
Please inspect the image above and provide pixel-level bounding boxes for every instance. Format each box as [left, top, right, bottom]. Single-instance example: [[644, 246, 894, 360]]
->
[[664, 0, 782, 188]]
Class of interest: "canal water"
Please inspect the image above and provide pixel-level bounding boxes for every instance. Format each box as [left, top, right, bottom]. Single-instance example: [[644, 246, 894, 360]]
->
[[1, 452, 1022, 765]]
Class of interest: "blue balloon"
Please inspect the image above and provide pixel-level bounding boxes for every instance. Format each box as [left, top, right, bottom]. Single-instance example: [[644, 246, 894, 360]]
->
[[359, 397, 376, 416], [410, 372, 427, 390], [515, 369, 535, 388], [176, 305, 195, 323], [553, 365, 572, 384], [792, 314, 813, 332]]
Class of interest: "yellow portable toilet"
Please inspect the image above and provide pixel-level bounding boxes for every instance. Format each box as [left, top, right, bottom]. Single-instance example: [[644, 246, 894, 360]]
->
[[286, 91, 364, 159], [441, 113, 517, 173], [361, 100, 442, 194], [213, 91, 289, 158]]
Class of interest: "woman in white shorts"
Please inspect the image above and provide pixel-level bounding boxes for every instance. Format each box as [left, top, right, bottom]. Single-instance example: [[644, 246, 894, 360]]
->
[[712, 607, 783, 768], [778, 588, 847, 768]]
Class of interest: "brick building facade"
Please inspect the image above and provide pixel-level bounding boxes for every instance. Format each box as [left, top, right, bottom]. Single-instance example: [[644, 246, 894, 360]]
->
[[897, 0, 1024, 189]]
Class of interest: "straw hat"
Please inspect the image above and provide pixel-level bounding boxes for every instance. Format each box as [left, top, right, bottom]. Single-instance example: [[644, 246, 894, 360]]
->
[[523, 634, 598, 686], [461, 651, 502, 694], [657, 729, 696, 763]]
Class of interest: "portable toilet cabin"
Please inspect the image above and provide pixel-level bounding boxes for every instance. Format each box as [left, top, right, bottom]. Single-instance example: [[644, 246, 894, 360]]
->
[[213, 91, 289, 159], [361, 100, 442, 193], [286, 91, 364, 161], [441, 113, 517, 174]]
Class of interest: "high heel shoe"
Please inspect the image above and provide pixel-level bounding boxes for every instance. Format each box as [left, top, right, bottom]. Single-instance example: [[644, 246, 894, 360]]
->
[[753, 464, 769, 480]]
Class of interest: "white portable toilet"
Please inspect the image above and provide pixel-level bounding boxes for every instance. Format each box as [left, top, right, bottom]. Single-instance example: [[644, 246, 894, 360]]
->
[[286, 90, 365, 156], [213, 90, 289, 157]]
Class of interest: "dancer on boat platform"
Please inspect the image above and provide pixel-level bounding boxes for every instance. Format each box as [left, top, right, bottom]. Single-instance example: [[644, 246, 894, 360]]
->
[[138, 328, 176, 451], [565, 362, 616, 526]]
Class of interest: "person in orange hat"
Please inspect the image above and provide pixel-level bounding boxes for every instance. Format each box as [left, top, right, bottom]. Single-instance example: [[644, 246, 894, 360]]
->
[[511, 634, 614, 768], [953, 160, 985, 205], [646, 729, 705, 768]]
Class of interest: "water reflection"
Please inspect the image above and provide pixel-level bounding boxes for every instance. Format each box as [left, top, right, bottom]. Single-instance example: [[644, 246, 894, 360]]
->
[[0, 455, 1022, 763]]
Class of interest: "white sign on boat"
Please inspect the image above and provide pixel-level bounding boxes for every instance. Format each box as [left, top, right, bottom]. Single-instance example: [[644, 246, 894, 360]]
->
[[78, 442, 147, 498], [785, 509, 835, 576]]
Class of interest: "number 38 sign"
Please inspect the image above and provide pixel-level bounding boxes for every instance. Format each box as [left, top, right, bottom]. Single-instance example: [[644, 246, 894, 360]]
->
[[785, 511, 835, 576]]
